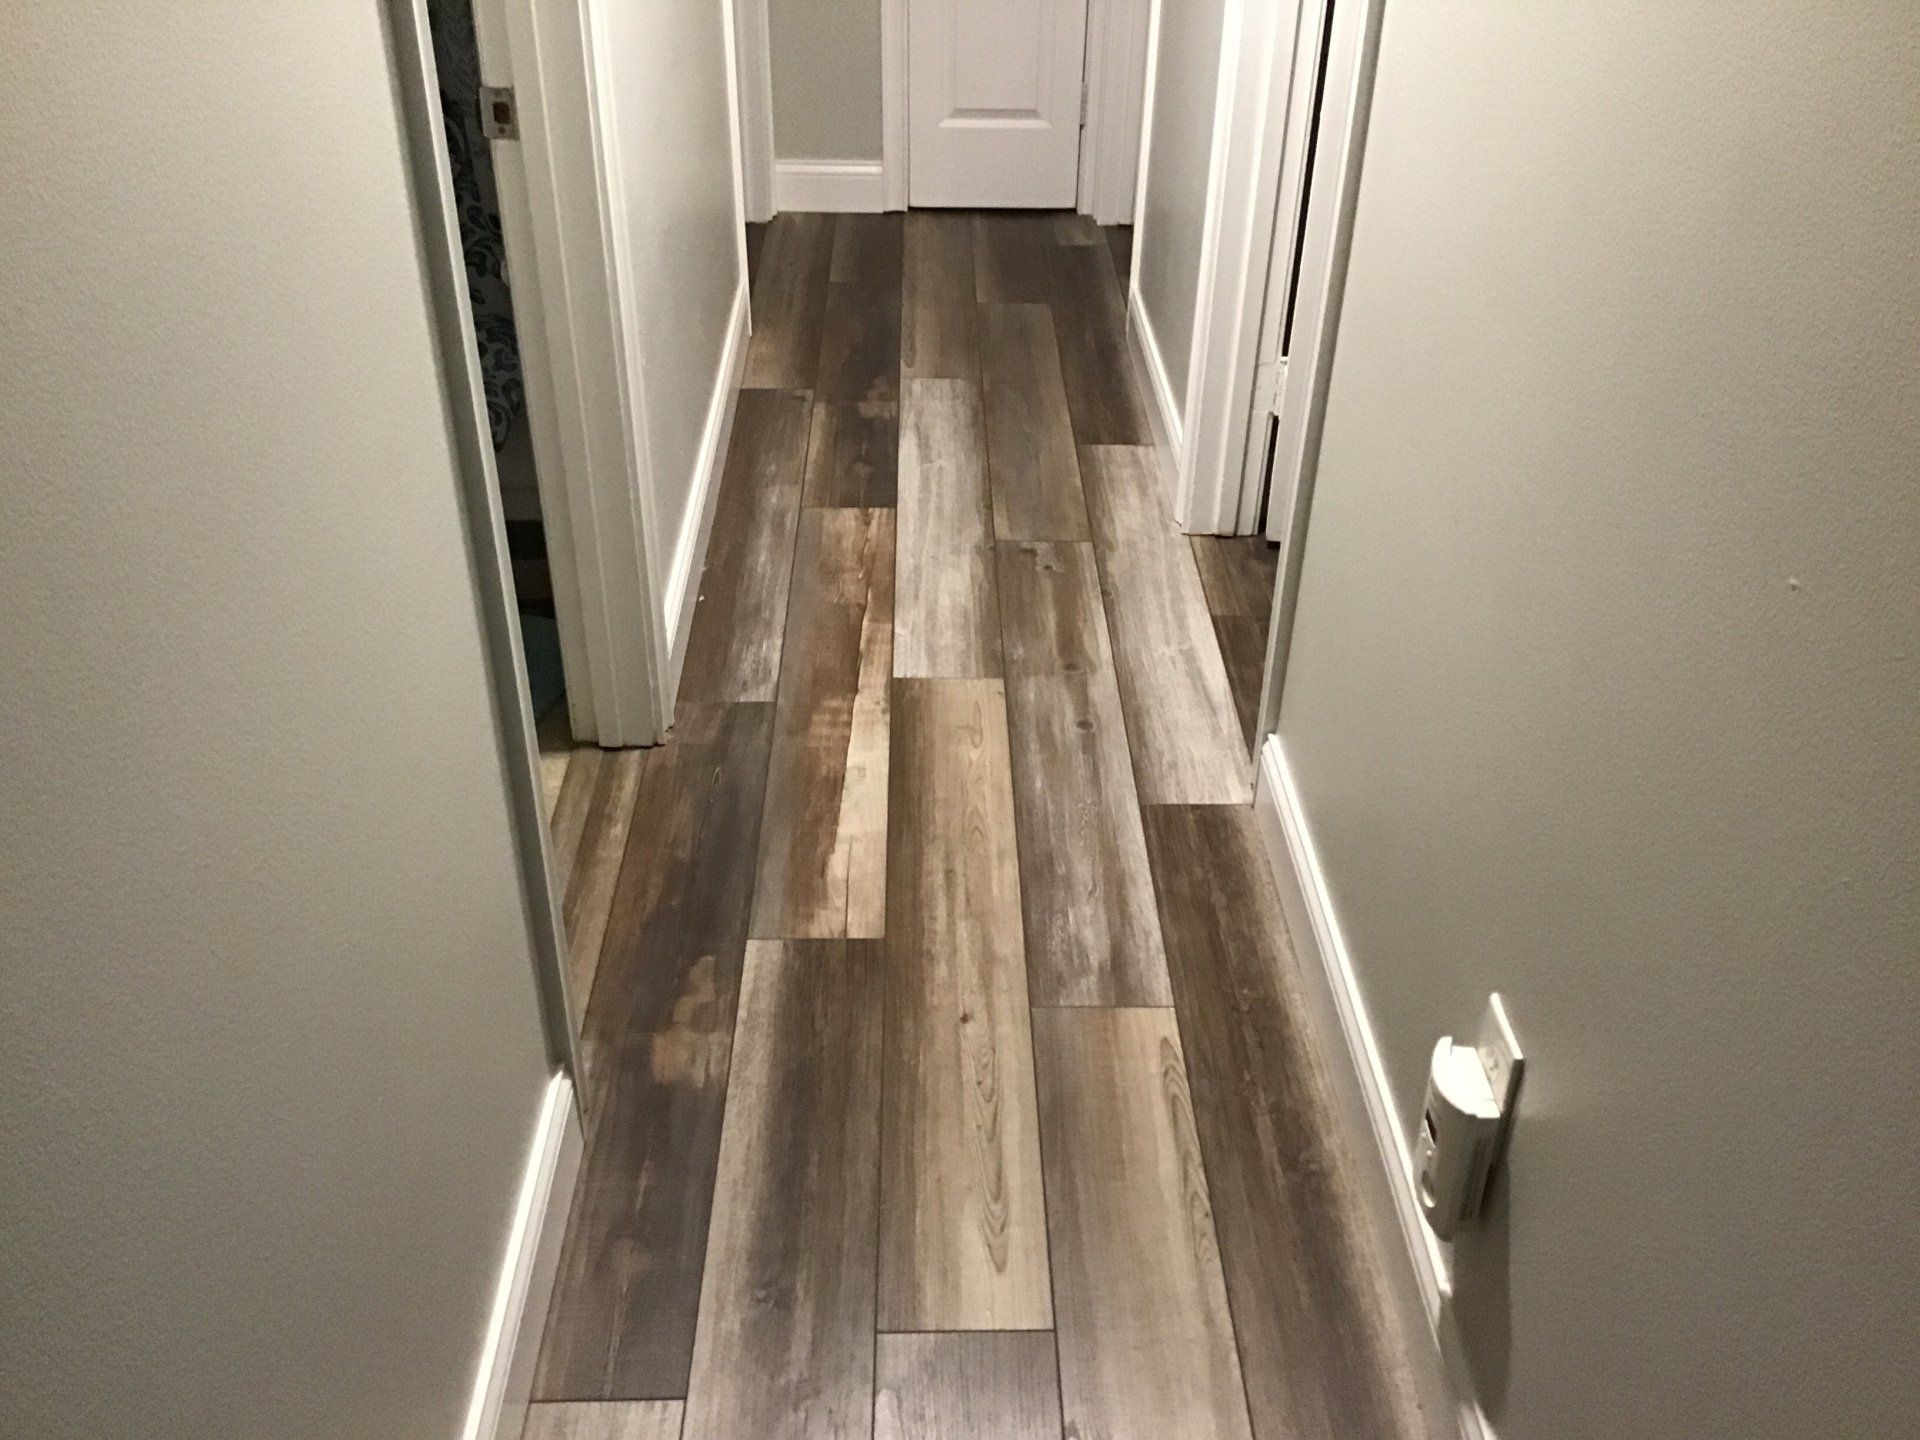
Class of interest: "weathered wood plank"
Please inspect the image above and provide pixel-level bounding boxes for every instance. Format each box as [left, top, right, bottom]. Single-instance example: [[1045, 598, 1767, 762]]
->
[[534, 702, 774, 1402], [881, 679, 1052, 1330], [562, 747, 645, 1013], [804, 399, 899, 508], [682, 940, 882, 1440], [817, 281, 902, 404], [523, 1401, 684, 1440], [744, 211, 834, 387], [974, 212, 1057, 303], [996, 541, 1168, 1006], [1033, 1007, 1254, 1440], [1078, 444, 1250, 802], [874, 1332, 1062, 1440], [832, 211, 905, 286], [895, 380, 1001, 678], [1144, 804, 1444, 1440], [1190, 534, 1279, 618], [980, 304, 1090, 542], [753, 508, 893, 939], [903, 212, 978, 381], [678, 389, 811, 703], [1048, 243, 1152, 445]]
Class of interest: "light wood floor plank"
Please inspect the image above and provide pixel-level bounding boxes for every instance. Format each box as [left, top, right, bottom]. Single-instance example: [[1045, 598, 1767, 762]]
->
[[881, 679, 1052, 1331], [1145, 805, 1448, 1440], [981, 304, 1091, 542], [874, 1332, 1062, 1440], [1034, 1007, 1254, 1440], [903, 213, 978, 381], [997, 541, 1169, 1006], [1078, 444, 1250, 802], [753, 509, 894, 939], [745, 211, 834, 388], [535, 703, 774, 1402], [804, 399, 899, 508], [896, 380, 1001, 678], [682, 940, 882, 1440], [523, 1401, 684, 1440], [678, 389, 811, 703]]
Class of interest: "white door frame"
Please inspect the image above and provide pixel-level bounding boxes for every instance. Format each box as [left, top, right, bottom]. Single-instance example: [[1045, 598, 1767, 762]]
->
[[1255, 0, 1387, 739], [471, 0, 672, 747], [733, 0, 777, 222], [877, 0, 1144, 219]]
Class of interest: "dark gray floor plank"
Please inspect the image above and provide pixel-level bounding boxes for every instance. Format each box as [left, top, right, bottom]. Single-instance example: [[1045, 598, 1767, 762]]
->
[[745, 211, 834, 388], [817, 280, 902, 404], [1102, 224, 1133, 288], [1144, 804, 1445, 1440], [903, 212, 978, 381], [832, 211, 905, 287], [682, 940, 882, 1440], [974, 212, 1057, 303], [980, 304, 1091, 542], [1048, 242, 1152, 445], [804, 399, 900, 508]]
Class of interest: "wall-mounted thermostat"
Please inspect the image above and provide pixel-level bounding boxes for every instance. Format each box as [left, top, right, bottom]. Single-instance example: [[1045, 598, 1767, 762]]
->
[[1414, 993, 1523, 1241]]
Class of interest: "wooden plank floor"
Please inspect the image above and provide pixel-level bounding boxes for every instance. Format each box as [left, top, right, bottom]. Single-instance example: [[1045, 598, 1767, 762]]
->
[[529, 213, 1449, 1440]]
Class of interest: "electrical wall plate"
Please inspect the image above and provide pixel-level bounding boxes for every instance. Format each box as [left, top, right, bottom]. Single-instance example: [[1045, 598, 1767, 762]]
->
[[1474, 993, 1524, 1157]]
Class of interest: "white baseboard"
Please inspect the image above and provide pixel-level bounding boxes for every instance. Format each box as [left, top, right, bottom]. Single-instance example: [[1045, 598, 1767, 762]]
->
[[1125, 288, 1185, 468], [1254, 736, 1494, 1440], [461, 1072, 583, 1440], [663, 278, 750, 704], [773, 159, 887, 213]]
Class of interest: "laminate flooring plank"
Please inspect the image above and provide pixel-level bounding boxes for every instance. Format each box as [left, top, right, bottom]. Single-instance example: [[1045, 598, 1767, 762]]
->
[[678, 389, 811, 703], [1033, 1008, 1254, 1440], [563, 747, 646, 1013], [1051, 212, 1102, 246], [548, 744, 602, 892], [1078, 444, 1250, 803], [682, 940, 882, 1440], [880, 678, 1052, 1330], [523, 1401, 685, 1440], [745, 211, 834, 388], [1190, 534, 1280, 619], [804, 399, 899, 508], [817, 280, 902, 404], [744, 221, 768, 291], [974, 212, 1057, 303], [832, 211, 905, 286], [895, 380, 1001, 678], [996, 541, 1169, 1006], [1103, 225, 1133, 288], [902, 212, 978, 381], [980, 304, 1091, 542], [534, 702, 775, 1401], [1144, 805, 1447, 1440], [1048, 243, 1152, 445], [752, 508, 893, 939], [874, 1332, 1062, 1440]]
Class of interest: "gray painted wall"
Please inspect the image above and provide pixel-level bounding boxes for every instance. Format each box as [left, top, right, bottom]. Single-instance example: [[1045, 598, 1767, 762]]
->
[[1133, 0, 1226, 412], [769, 0, 884, 160], [0, 6, 556, 1437], [1277, 4, 1919, 1435]]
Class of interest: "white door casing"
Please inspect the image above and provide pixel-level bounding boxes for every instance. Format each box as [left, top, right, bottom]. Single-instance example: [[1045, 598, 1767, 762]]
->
[[907, 0, 1090, 208]]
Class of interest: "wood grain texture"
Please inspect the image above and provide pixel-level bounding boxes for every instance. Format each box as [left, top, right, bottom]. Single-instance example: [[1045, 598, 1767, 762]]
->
[[996, 541, 1168, 1006], [895, 380, 1001, 678], [1078, 444, 1250, 802], [535, 702, 774, 1402], [745, 211, 834, 387], [817, 281, 901, 404], [902, 212, 978, 381], [562, 747, 646, 1013], [881, 679, 1052, 1330], [980, 304, 1091, 542], [1048, 243, 1152, 445], [1144, 805, 1445, 1440], [523, 1401, 685, 1440], [1190, 534, 1279, 619], [832, 211, 905, 286], [547, 743, 600, 891], [874, 1332, 1062, 1440], [1034, 1007, 1254, 1440], [974, 213, 1056, 303], [804, 399, 899, 508], [678, 389, 811, 703], [1212, 614, 1267, 751], [682, 940, 881, 1440], [753, 508, 893, 939]]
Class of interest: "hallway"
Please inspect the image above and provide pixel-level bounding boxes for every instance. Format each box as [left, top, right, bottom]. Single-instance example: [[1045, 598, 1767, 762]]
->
[[526, 211, 1441, 1440]]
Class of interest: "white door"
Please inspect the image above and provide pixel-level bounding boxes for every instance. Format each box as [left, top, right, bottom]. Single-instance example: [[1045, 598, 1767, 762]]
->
[[908, 0, 1090, 207]]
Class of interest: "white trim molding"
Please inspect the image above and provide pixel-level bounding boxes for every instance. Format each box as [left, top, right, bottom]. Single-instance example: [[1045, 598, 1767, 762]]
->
[[773, 158, 889, 213], [1254, 737, 1494, 1440], [880, 0, 909, 210], [663, 279, 750, 702], [1078, 0, 1153, 224], [1125, 287, 1184, 463], [731, 0, 776, 222], [460, 1073, 585, 1440]]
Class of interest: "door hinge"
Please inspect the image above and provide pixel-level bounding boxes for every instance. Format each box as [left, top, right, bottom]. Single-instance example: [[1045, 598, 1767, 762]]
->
[[1080, 81, 1090, 127], [479, 85, 518, 141]]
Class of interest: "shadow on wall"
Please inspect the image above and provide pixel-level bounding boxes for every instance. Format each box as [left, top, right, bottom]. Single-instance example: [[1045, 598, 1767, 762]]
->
[[1450, 1157, 1514, 1424]]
